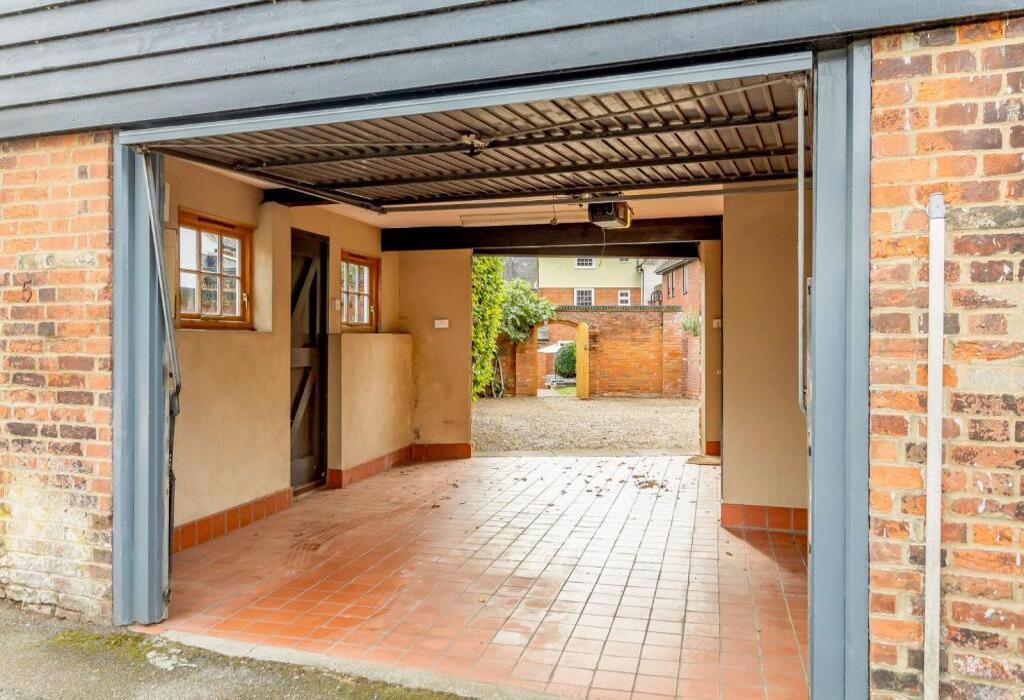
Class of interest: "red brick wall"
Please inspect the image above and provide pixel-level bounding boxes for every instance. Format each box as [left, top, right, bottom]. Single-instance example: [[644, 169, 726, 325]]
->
[[683, 334, 702, 399], [499, 310, 690, 397], [556, 308, 685, 397], [661, 311, 685, 397], [660, 263, 703, 398], [0, 132, 114, 621], [869, 19, 1024, 698], [539, 287, 641, 306]]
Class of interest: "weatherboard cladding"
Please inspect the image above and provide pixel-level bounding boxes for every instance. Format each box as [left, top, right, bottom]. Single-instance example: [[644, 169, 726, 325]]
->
[[0, 0, 1021, 140]]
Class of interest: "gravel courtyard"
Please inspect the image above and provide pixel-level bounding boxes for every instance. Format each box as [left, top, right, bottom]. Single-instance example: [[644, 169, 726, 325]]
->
[[471, 396, 701, 453]]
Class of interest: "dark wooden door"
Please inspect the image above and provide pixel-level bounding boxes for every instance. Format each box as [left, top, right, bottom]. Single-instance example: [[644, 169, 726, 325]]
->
[[290, 232, 328, 492]]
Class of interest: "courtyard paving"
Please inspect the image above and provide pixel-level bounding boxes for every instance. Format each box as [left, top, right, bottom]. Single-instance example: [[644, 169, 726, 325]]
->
[[147, 456, 808, 699], [471, 398, 701, 454]]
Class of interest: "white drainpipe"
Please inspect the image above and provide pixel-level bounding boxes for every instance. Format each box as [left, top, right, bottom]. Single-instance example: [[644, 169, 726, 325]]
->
[[923, 192, 946, 700]]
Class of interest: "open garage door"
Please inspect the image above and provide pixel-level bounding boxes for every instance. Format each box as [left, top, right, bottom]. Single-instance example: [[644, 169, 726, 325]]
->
[[113, 49, 869, 698]]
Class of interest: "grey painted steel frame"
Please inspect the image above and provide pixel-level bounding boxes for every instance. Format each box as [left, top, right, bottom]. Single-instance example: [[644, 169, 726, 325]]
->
[[112, 141, 168, 625], [118, 52, 812, 145], [808, 44, 871, 697]]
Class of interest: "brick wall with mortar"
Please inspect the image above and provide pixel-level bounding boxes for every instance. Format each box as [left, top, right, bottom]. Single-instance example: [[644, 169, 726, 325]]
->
[[661, 310, 685, 398], [542, 307, 687, 397], [0, 132, 114, 621], [662, 262, 703, 399], [869, 19, 1024, 698], [501, 309, 687, 397]]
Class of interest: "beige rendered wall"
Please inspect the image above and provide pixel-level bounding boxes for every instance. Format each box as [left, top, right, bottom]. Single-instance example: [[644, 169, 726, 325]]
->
[[721, 190, 809, 509], [340, 334, 414, 468], [165, 159, 407, 524], [699, 240, 723, 450], [165, 160, 287, 524], [538, 256, 642, 288], [398, 250, 473, 445]]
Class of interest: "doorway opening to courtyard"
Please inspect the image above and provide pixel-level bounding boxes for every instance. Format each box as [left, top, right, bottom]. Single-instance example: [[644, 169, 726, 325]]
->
[[474, 251, 706, 456]]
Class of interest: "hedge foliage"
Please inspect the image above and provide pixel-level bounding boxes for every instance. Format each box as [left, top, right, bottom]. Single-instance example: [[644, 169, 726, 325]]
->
[[554, 341, 577, 378], [470, 256, 506, 399]]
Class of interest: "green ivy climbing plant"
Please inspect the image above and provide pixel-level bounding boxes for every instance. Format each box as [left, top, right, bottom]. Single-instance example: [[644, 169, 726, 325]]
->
[[470, 256, 506, 400]]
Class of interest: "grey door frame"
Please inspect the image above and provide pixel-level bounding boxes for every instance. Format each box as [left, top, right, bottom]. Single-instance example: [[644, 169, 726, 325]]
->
[[809, 43, 872, 699], [111, 46, 871, 697]]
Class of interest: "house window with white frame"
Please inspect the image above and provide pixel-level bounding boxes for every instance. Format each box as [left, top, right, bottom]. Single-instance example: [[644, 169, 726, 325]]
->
[[618, 289, 631, 306], [575, 257, 595, 268], [681, 266, 690, 295], [574, 288, 594, 306]]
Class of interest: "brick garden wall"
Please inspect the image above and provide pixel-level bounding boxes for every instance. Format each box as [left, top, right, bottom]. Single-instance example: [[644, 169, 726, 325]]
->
[[0, 132, 114, 621], [869, 19, 1024, 698], [500, 307, 691, 398]]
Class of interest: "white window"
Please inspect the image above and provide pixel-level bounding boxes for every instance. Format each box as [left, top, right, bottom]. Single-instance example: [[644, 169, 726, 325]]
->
[[618, 290, 631, 306], [575, 257, 595, 268], [682, 266, 690, 295], [574, 288, 594, 306]]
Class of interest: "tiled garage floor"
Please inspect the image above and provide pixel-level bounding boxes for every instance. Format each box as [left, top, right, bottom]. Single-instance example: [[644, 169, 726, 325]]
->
[[151, 457, 808, 699]]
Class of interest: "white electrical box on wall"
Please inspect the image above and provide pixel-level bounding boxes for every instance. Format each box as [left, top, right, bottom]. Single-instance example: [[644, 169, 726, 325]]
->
[[434, 318, 449, 329]]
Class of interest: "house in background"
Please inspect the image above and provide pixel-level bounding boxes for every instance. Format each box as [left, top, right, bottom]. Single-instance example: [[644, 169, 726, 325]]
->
[[536, 256, 645, 307], [656, 257, 703, 311], [656, 258, 704, 400]]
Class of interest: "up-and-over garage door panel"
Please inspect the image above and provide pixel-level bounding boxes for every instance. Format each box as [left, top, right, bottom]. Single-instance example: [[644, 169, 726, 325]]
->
[[0, 0, 1018, 140], [150, 73, 806, 208]]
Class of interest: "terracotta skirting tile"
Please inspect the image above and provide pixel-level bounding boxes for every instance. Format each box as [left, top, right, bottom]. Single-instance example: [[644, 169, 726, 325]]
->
[[172, 486, 293, 554], [327, 443, 471, 491], [410, 443, 472, 461], [720, 503, 807, 533]]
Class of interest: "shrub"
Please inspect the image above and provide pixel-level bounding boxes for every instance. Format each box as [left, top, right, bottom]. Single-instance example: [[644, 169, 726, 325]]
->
[[501, 278, 556, 344], [554, 341, 576, 378], [682, 310, 701, 336], [470, 256, 506, 399]]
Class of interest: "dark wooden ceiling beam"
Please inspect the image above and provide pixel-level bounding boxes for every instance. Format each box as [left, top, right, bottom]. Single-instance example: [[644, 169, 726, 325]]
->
[[474, 243, 700, 258], [261, 188, 335, 206], [381, 216, 721, 252]]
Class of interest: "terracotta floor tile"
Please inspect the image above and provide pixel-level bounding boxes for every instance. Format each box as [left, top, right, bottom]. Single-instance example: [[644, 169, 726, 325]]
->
[[592, 670, 636, 692], [150, 457, 807, 699]]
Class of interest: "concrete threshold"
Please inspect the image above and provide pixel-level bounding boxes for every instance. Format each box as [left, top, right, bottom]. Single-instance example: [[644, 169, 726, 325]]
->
[[160, 630, 557, 700]]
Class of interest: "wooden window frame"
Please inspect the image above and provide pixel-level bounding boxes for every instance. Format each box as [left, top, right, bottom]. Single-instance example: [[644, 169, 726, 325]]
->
[[340, 250, 380, 332], [574, 287, 594, 306], [177, 209, 254, 330]]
